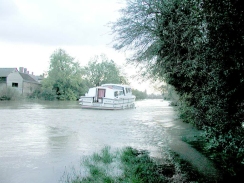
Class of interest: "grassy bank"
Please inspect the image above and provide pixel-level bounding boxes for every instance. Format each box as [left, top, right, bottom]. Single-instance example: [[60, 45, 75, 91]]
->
[[61, 146, 217, 183]]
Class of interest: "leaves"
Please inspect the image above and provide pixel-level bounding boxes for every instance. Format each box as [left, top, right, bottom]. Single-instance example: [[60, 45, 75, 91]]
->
[[111, 0, 244, 178], [41, 49, 87, 100], [84, 54, 128, 86]]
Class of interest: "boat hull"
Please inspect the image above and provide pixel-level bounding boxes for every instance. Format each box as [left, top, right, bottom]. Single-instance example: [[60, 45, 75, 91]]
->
[[79, 97, 135, 110]]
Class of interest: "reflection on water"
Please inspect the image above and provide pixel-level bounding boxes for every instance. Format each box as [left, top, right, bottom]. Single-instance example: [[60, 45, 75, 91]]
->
[[0, 100, 81, 109], [0, 99, 205, 183]]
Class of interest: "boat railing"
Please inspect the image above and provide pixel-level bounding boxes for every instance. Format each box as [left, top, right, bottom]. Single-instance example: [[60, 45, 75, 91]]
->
[[80, 97, 134, 102], [79, 96, 94, 103], [80, 96, 135, 107]]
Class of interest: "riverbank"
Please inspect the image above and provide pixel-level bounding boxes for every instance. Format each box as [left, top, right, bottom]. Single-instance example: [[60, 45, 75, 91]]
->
[[61, 145, 221, 183], [182, 136, 244, 182]]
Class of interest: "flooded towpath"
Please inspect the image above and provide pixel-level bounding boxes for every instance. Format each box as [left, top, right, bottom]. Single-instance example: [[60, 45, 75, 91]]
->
[[0, 99, 217, 183]]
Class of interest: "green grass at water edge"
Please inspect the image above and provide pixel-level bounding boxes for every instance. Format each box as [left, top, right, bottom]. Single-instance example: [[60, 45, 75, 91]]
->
[[120, 147, 166, 183], [62, 146, 224, 183], [90, 146, 113, 164], [61, 146, 177, 183]]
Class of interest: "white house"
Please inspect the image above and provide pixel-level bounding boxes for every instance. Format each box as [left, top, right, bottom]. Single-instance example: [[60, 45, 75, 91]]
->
[[0, 67, 41, 95]]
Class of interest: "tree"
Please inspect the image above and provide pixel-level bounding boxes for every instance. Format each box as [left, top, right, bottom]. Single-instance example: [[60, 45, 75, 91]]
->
[[84, 54, 128, 87], [111, 0, 203, 94], [111, 0, 244, 179], [41, 49, 87, 100], [110, 0, 203, 110], [197, 0, 244, 177], [132, 89, 147, 100]]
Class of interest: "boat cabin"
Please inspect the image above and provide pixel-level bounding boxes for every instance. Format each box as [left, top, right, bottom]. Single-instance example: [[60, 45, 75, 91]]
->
[[101, 84, 133, 97], [85, 84, 133, 100], [79, 84, 135, 109]]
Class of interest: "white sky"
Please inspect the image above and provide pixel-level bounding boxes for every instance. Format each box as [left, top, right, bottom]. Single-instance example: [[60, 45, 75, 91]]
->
[[0, 0, 157, 93]]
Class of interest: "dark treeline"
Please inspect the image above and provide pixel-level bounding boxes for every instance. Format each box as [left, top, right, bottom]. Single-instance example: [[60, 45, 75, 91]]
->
[[110, 0, 244, 180]]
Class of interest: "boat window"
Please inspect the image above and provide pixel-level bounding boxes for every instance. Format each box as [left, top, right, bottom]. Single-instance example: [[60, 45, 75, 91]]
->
[[119, 91, 123, 96], [114, 91, 118, 97]]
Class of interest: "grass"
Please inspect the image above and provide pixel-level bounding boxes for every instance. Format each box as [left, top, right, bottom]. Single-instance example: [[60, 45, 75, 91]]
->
[[61, 147, 193, 183], [119, 147, 166, 183], [90, 146, 113, 164], [63, 143, 241, 182], [61, 137, 241, 182]]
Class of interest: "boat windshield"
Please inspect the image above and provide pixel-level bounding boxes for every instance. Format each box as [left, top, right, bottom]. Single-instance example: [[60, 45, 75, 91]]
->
[[103, 85, 123, 91], [114, 90, 123, 97]]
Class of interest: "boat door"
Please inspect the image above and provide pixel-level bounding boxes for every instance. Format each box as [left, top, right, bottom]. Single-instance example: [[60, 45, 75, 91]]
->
[[97, 88, 106, 103]]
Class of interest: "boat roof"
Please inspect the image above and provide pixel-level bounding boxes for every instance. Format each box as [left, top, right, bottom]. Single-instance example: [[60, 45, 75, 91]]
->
[[101, 84, 132, 88], [90, 86, 123, 91]]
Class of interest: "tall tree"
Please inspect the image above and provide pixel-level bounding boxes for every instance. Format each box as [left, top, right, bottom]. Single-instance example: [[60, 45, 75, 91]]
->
[[111, 0, 244, 179], [198, 0, 244, 177], [42, 49, 87, 100], [110, 0, 203, 93], [84, 54, 128, 87]]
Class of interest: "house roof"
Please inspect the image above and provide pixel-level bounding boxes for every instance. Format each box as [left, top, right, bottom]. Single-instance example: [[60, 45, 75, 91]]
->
[[0, 68, 18, 77], [19, 72, 40, 84], [0, 68, 40, 84]]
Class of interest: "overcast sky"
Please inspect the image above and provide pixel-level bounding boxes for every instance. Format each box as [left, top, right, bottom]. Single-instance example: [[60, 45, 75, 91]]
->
[[0, 0, 155, 93]]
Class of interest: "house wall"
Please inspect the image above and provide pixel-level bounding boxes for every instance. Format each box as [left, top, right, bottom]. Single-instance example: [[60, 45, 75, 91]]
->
[[7, 72, 23, 93], [0, 83, 7, 90], [22, 82, 40, 95], [6, 72, 41, 95], [0, 77, 7, 89]]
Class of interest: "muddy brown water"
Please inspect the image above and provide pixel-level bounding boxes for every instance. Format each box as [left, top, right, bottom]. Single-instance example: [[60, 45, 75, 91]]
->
[[0, 99, 218, 183]]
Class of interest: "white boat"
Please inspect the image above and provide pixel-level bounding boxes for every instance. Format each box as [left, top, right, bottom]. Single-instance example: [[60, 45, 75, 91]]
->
[[79, 84, 136, 110]]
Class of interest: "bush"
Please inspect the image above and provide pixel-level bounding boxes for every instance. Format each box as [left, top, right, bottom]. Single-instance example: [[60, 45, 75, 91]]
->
[[111, 0, 244, 178], [29, 87, 57, 100], [0, 86, 21, 100], [132, 89, 147, 100]]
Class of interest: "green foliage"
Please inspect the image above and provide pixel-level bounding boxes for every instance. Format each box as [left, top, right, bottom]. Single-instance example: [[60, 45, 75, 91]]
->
[[132, 89, 147, 100], [111, 0, 244, 178], [91, 146, 113, 164], [147, 93, 164, 99], [29, 87, 57, 100], [163, 85, 180, 106], [40, 49, 88, 100], [120, 147, 166, 183], [0, 86, 21, 100], [62, 146, 224, 182], [183, 134, 244, 182], [32, 51, 130, 101], [84, 54, 128, 87], [61, 146, 169, 183]]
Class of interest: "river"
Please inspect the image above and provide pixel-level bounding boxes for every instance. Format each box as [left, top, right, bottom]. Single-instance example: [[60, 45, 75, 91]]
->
[[0, 99, 217, 183]]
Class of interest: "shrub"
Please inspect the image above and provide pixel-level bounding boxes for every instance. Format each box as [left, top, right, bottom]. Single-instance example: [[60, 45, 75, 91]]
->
[[29, 87, 57, 100], [0, 86, 21, 100]]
